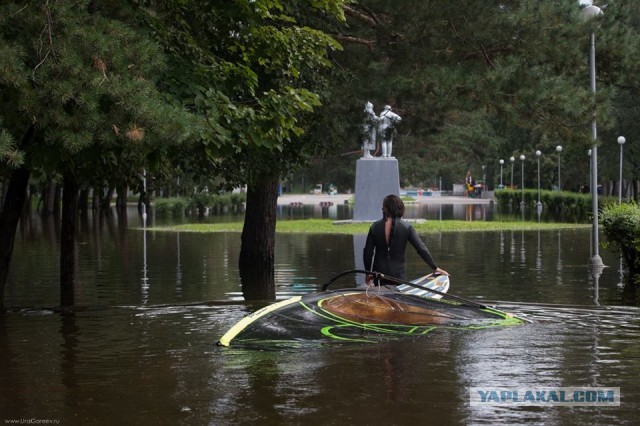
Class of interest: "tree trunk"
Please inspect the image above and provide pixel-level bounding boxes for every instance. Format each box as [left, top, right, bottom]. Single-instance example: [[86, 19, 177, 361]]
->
[[43, 181, 57, 215], [0, 169, 31, 310], [0, 125, 35, 310], [91, 187, 100, 210], [137, 189, 151, 218], [60, 172, 78, 307], [115, 184, 128, 211], [0, 180, 6, 212], [78, 188, 89, 212], [53, 183, 62, 216], [101, 186, 114, 211], [238, 178, 278, 300]]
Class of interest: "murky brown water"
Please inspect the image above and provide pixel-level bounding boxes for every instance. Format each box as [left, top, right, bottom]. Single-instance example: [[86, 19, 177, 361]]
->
[[1, 210, 639, 425]]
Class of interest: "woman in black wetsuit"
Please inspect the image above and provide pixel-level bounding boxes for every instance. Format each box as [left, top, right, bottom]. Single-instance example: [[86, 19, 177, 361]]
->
[[363, 194, 448, 285]]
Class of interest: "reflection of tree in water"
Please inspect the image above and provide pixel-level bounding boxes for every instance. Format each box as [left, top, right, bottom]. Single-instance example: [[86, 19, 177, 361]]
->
[[60, 313, 80, 411], [623, 276, 638, 305], [0, 315, 29, 417], [239, 355, 286, 424]]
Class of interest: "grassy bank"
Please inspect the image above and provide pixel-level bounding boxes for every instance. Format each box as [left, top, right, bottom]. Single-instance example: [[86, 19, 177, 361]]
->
[[149, 219, 591, 235]]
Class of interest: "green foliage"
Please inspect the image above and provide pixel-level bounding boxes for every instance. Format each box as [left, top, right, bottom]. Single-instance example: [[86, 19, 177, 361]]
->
[[304, 0, 640, 193], [0, 123, 19, 169], [154, 197, 189, 218], [495, 189, 595, 214], [601, 202, 640, 275], [0, 1, 197, 189], [147, 0, 346, 188], [154, 193, 247, 218]]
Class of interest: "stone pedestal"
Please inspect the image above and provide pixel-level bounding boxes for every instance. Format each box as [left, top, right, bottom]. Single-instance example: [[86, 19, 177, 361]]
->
[[353, 157, 400, 221]]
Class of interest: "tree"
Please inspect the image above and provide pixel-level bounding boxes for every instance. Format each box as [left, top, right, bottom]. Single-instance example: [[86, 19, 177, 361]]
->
[[305, 0, 640, 192], [0, 1, 194, 308], [145, 0, 346, 298]]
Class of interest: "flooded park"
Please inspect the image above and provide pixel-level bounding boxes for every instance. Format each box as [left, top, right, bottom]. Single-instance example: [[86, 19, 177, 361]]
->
[[1, 201, 639, 425]]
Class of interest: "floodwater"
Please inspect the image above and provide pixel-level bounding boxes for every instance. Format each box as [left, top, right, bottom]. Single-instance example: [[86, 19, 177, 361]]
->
[[2, 208, 639, 425]]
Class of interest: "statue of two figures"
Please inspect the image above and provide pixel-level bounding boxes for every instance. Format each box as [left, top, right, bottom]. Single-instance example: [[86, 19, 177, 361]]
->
[[361, 102, 402, 158]]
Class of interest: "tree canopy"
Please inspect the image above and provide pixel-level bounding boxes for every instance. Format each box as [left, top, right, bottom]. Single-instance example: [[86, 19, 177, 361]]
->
[[0, 1, 198, 306], [303, 0, 640, 193]]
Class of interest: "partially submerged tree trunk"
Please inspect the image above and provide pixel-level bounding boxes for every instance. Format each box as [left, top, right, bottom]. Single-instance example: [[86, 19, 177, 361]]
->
[[239, 178, 278, 300], [53, 184, 62, 216], [60, 172, 79, 307], [0, 169, 31, 310], [78, 188, 90, 213], [240, 260, 276, 300], [0, 125, 35, 310], [101, 186, 114, 211], [40, 181, 57, 215], [115, 184, 127, 212]]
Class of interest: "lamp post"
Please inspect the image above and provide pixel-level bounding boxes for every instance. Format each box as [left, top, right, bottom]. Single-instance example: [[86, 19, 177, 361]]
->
[[482, 164, 486, 198], [536, 150, 542, 209], [510, 156, 515, 188], [588, 149, 592, 196], [142, 168, 147, 225], [580, 0, 605, 268], [618, 136, 626, 204], [520, 154, 526, 209], [499, 159, 504, 189], [556, 145, 562, 191]]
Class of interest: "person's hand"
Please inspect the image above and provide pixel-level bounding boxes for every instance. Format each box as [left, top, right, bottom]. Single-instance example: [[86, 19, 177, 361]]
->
[[433, 267, 449, 276]]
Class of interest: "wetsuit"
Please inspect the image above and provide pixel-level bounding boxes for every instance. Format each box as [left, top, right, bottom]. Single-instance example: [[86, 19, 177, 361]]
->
[[363, 218, 438, 282]]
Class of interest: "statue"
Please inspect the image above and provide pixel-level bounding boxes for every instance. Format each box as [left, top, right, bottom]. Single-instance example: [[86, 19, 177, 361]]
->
[[377, 105, 401, 158], [361, 101, 378, 158]]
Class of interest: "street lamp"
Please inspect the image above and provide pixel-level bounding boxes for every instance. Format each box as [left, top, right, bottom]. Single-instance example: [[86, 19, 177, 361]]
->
[[510, 156, 515, 188], [520, 154, 526, 209], [536, 150, 542, 209], [499, 159, 504, 189], [618, 135, 626, 204], [556, 145, 563, 191], [580, 0, 605, 268], [482, 164, 486, 198]]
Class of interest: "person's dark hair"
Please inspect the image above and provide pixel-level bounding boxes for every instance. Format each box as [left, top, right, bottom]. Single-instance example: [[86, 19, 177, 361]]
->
[[382, 194, 405, 218]]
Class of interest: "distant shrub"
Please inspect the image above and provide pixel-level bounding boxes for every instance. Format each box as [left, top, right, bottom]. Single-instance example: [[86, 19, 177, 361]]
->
[[155, 197, 188, 218], [601, 202, 640, 276], [495, 189, 612, 219], [153, 192, 247, 218], [189, 193, 213, 216]]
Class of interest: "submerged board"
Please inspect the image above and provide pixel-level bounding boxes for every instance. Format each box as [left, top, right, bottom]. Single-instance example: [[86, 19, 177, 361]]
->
[[218, 274, 524, 347], [396, 273, 450, 298]]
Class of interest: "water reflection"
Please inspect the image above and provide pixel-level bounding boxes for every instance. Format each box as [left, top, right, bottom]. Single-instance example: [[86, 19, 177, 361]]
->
[[277, 202, 497, 221], [3, 270, 640, 424], [6, 209, 637, 308], [352, 235, 366, 286], [176, 233, 183, 298], [6, 205, 640, 424], [60, 313, 79, 411], [141, 218, 149, 305]]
